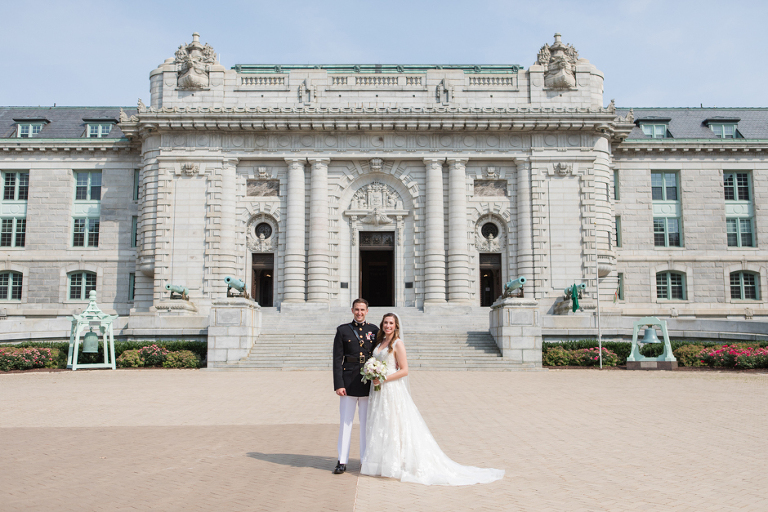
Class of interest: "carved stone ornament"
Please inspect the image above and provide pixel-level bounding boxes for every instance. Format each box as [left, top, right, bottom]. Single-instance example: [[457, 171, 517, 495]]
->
[[475, 233, 502, 252], [484, 166, 498, 179], [174, 32, 216, 90], [349, 181, 402, 211], [369, 158, 383, 173], [119, 108, 138, 123], [536, 33, 579, 90], [361, 208, 393, 225], [246, 216, 278, 253], [615, 108, 635, 124], [553, 163, 573, 176], [181, 163, 200, 176], [257, 166, 269, 179]]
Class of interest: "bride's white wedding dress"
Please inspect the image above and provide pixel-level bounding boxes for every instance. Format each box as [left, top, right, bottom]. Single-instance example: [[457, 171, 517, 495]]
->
[[361, 339, 505, 486]]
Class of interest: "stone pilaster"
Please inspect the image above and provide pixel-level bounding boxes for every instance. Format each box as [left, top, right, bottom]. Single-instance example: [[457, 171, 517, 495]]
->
[[283, 158, 307, 302], [516, 160, 534, 291], [424, 158, 446, 303], [447, 158, 470, 302], [308, 158, 330, 302]]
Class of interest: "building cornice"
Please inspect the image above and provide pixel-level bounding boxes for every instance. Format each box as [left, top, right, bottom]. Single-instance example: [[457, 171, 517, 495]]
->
[[614, 138, 768, 154], [0, 138, 136, 154]]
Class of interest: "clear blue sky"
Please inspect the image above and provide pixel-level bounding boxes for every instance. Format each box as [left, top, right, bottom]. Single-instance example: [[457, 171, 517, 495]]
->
[[2, 0, 766, 108]]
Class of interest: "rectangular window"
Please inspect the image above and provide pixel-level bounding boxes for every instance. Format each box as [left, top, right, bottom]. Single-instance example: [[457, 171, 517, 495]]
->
[[133, 169, 140, 201], [654, 217, 680, 247], [3, 172, 29, 201], [75, 171, 101, 201], [87, 123, 112, 138], [17, 123, 43, 138], [651, 172, 677, 201], [615, 216, 622, 248], [129, 273, 136, 302], [617, 273, 624, 301], [73, 218, 99, 247], [131, 216, 138, 248], [641, 124, 669, 138], [710, 124, 741, 139], [724, 172, 754, 248], [1, 172, 29, 248], [0, 218, 26, 247], [731, 272, 758, 300], [0, 272, 23, 301], [613, 170, 619, 201]]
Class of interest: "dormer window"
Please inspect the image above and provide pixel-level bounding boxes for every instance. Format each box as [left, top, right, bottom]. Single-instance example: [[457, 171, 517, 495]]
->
[[641, 124, 669, 138], [87, 123, 113, 138], [17, 123, 44, 138], [636, 117, 672, 139], [704, 118, 742, 139]]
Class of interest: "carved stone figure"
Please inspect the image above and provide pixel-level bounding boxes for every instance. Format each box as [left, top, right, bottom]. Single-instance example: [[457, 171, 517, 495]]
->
[[181, 163, 200, 176], [536, 33, 579, 90], [174, 32, 216, 90], [553, 163, 573, 176], [476, 233, 501, 252], [349, 182, 401, 211], [369, 158, 383, 173]]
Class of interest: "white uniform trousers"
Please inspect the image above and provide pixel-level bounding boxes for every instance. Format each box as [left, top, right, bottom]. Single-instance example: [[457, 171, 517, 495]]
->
[[337, 395, 368, 464]]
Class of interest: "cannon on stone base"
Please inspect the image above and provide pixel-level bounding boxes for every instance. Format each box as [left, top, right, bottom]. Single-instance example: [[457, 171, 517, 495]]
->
[[502, 276, 526, 298], [165, 283, 189, 301], [225, 276, 247, 298]]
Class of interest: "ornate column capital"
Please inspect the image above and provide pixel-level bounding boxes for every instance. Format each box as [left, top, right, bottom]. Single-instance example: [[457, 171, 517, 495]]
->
[[222, 157, 239, 168], [307, 157, 330, 166], [423, 157, 445, 171], [285, 157, 307, 169], [446, 158, 468, 170]]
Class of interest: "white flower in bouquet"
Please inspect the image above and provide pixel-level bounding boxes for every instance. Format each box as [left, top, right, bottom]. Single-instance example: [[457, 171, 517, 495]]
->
[[360, 357, 388, 391]]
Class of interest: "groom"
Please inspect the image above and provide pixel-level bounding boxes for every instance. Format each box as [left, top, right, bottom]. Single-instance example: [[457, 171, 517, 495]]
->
[[332, 297, 378, 474]]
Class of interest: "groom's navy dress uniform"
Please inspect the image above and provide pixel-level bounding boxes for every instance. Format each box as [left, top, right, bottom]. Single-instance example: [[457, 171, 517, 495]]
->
[[333, 320, 378, 396], [333, 319, 379, 472]]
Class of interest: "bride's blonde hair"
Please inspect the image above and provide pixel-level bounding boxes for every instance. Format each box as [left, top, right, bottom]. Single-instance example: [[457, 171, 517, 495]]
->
[[374, 313, 400, 354]]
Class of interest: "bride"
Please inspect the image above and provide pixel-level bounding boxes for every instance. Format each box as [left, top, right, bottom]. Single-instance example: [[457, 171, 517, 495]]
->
[[360, 313, 505, 486]]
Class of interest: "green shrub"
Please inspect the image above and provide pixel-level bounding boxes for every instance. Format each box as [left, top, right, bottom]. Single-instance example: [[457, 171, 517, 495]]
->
[[700, 345, 768, 369], [137, 344, 169, 366], [116, 349, 142, 368], [543, 346, 571, 366], [163, 350, 200, 368], [570, 347, 619, 367], [543, 340, 632, 364], [673, 344, 706, 367]]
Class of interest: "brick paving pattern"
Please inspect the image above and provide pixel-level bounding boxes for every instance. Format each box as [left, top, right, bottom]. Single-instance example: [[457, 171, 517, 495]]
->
[[1, 369, 766, 511]]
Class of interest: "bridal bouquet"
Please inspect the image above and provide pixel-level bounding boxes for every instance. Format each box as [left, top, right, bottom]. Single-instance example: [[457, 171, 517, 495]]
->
[[360, 357, 387, 391]]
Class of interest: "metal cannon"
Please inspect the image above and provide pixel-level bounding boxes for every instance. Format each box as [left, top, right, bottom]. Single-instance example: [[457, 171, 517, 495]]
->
[[502, 276, 526, 298], [165, 283, 189, 301], [564, 283, 586, 298], [225, 276, 247, 297]]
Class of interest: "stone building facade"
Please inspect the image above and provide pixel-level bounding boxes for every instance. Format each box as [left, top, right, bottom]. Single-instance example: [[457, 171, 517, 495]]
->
[[1, 33, 766, 350]]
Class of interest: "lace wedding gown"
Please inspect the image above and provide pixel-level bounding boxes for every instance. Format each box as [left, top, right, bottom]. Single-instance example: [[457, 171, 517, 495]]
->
[[361, 339, 505, 486]]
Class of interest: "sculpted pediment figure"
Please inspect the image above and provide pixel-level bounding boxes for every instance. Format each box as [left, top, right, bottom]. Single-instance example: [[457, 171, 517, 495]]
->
[[174, 32, 217, 90], [536, 33, 579, 90]]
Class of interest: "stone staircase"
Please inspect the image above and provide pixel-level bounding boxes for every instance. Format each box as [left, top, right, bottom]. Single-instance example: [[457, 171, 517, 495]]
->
[[218, 306, 529, 371]]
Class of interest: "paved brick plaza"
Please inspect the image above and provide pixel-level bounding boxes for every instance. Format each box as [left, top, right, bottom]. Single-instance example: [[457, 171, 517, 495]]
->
[[1, 369, 766, 511]]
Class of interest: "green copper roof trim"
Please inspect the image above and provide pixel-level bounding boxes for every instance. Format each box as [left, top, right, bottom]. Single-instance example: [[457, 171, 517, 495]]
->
[[624, 138, 768, 142], [233, 64, 521, 74]]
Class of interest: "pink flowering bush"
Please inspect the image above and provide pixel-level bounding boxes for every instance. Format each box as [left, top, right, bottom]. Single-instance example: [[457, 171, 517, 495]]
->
[[137, 344, 170, 367], [0, 347, 58, 371], [700, 345, 768, 369]]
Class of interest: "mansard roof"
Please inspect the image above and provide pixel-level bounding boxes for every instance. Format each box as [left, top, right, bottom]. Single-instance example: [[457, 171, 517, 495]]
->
[[0, 107, 136, 139], [618, 108, 768, 140]]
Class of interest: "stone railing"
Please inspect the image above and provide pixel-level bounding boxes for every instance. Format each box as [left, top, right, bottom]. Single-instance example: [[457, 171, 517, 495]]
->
[[467, 75, 518, 88], [239, 75, 288, 87], [329, 75, 424, 88]]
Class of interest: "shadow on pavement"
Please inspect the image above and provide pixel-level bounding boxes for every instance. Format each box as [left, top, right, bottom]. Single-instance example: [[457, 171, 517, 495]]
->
[[247, 452, 360, 471]]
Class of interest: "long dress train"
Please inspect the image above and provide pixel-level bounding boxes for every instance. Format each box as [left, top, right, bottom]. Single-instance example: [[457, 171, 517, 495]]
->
[[360, 339, 505, 486]]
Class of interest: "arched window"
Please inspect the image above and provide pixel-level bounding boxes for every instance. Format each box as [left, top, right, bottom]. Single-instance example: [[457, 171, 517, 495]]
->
[[730, 272, 759, 300], [68, 271, 97, 300], [0, 271, 22, 300], [656, 271, 686, 300]]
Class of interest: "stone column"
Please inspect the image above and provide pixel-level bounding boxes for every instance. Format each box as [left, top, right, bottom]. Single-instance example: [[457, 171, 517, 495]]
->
[[516, 160, 534, 287], [424, 158, 446, 303], [283, 158, 307, 302], [447, 158, 470, 302], [219, 158, 239, 283], [307, 158, 330, 302]]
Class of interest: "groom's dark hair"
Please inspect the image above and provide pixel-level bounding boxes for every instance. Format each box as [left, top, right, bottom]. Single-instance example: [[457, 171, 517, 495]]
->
[[352, 298, 369, 308]]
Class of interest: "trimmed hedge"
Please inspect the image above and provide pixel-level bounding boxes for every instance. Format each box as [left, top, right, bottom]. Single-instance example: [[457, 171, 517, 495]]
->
[[5, 340, 207, 370], [543, 339, 768, 367]]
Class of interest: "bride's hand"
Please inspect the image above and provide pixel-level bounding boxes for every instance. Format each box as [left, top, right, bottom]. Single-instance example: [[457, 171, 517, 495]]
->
[[372, 378, 380, 386]]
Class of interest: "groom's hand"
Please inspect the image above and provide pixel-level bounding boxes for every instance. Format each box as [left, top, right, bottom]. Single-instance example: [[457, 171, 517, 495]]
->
[[336, 388, 347, 396]]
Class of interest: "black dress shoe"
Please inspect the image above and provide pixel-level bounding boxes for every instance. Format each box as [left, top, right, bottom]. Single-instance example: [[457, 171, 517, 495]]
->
[[333, 461, 346, 474]]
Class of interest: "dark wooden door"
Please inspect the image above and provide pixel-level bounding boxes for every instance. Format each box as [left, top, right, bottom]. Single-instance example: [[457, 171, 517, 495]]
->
[[251, 253, 274, 307], [360, 249, 394, 307]]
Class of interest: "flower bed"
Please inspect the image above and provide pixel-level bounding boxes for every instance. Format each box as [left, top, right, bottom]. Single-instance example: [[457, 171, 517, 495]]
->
[[700, 345, 768, 369], [543, 346, 619, 367], [0, 347, 60, 372]]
